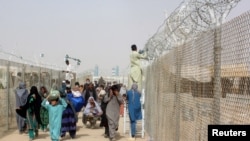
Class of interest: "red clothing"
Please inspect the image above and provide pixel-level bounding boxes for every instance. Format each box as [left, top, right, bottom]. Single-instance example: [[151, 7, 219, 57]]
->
[[120, 104, 124, 116]]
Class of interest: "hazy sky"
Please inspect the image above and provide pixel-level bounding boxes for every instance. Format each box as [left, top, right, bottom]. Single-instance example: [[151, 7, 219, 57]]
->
[[0, 0, 249, 75]]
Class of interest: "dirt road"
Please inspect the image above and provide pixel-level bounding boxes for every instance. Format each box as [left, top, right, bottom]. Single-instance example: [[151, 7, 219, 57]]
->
[[1, 112, 147, 141]]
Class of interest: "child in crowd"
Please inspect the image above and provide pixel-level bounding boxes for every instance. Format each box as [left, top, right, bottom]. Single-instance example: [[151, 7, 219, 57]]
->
[[97, 89, 106, 106], [120, 94, 127, 117], [39, 86, 49, 132], [41, 90, 67, 141]]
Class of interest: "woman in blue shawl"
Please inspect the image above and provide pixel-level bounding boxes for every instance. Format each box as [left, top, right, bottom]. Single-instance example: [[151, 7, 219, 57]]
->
[[126, 83, 142, 139], [15, 82, 29, 134]]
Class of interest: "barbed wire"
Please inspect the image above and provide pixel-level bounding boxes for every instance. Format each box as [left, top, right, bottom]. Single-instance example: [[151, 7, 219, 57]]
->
[[144, 0, 241, 60], [0, 48, 63, 70]]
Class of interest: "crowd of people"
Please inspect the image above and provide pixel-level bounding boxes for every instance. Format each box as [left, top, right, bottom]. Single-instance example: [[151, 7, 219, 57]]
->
[[15, 78, 142, 141], [14, 45, 146, 141]]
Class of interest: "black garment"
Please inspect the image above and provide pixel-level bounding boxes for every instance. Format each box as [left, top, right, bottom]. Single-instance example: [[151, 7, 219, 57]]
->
[[59, 83, 67, 98], [94, 82, 99, 90], [84, 89, 97, 106], [83, 83, 89, 91], [19, 86, 42, 124], [99, 94, 108, 128], [16, 109, 26, 119], [105, 126, 109, 137]]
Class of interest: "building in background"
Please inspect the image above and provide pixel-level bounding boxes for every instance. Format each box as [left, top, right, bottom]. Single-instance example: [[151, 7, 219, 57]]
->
[[94, 65, 99, 77], [112, 66, 119, 76], [77, 65, 128, 86]]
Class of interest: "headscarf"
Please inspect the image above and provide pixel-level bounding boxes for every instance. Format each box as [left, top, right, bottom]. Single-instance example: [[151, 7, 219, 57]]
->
[[24, 86, 42, 124], [131, 83, 138, 92], [19, 82, 26, 89], [48, 90, 60, 101], [39, 86, 48, 99], [130, 83, 139, 104], [29, 85, 42, 107], [59, 81, 67, 97], [15, 82, 29, 107], [83, 96, 103, 116]]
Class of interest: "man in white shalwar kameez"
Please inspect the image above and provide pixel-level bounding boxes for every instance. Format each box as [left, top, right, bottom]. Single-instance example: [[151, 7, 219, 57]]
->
[[63, 60, 74, 83], [129, 44, 147, 91]]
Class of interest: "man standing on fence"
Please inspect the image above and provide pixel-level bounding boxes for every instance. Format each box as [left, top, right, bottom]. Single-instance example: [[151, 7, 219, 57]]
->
[[127, 83, 142, 140], [129, 44, 147, 91], [62, 59, 74, 84]]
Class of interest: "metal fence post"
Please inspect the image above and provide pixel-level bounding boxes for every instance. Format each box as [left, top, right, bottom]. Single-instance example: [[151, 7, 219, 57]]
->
[[50, 69, 53, 88], [213, 21, 222, 124], [123, 103, 127, 135], [175, 43, 182, 141], [22, 64, 25, 82], [6, 61, 10, 130], [38, 67, 41, 89], [141, 88, 145, 138]]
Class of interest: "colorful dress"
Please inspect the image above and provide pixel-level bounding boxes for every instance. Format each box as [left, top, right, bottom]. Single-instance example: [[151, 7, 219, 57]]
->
[[40, 92, 49, 131], [26, 93, 42, 140], [42, 98, 67, 141], [61, 92, 77, 138]]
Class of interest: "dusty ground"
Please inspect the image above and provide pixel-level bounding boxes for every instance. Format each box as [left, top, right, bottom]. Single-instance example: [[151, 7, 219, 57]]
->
[[0, 112, 147, 141]]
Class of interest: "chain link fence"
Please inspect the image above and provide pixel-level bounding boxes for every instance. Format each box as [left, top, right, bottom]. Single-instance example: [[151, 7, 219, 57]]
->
[[0, 59, 75, 135], [143, 9, 250, 141]]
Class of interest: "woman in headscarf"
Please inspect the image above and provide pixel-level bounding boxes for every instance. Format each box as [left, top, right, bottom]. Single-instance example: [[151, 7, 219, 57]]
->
[[15, 82, 29, 134], [60, 86, 77, 139], [59, 80, 67, 97], [104, 84, 123, 141], [83, 96, 102, 128], [25, 86, 42, 141], [126, 83, 142, 140], [39, 86, 49, 132]]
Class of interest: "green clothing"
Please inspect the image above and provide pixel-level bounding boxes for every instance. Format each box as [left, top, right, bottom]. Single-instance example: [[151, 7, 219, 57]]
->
[[40, 106, 49, 130], [42, 98, 67, 141], [39, 90, 49, 130], [26, 94, 39, 140], [129, 51, 147, 91]]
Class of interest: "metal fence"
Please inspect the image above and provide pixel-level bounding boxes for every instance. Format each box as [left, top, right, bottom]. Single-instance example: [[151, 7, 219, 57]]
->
[[0, 59, 75, 134], [143, 10, 250, 141]]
